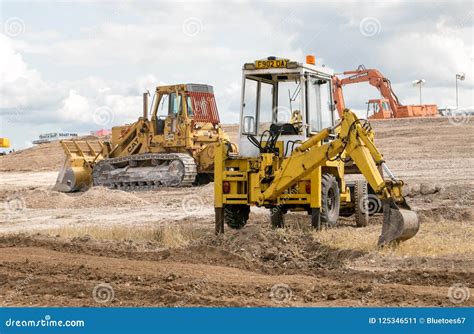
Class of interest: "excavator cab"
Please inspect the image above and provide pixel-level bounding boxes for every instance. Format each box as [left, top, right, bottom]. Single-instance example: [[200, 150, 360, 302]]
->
[[367, 99, 392, 119], [214, 56, 419, 246]]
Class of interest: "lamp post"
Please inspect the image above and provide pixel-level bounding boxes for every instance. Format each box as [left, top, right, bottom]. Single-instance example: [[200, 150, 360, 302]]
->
[[412, 79, 426, 104], [455, 73, 465, 109]]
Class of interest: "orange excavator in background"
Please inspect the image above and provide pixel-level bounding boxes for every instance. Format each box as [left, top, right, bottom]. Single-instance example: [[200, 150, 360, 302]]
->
[[333, 65, 438, 119]]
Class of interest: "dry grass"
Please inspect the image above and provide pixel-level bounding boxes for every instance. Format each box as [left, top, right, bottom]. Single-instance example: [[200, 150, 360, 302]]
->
[[46, 224, 207, 248], [311, 218, 474, 257]]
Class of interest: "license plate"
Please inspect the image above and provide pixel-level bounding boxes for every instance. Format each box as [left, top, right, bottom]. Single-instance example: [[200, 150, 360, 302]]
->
[[255, 59, 289, 69]]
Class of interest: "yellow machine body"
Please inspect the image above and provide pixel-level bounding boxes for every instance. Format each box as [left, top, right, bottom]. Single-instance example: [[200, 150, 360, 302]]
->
[[214, 57, 419, 245], [0, 138, 10, 148], [54, 84, 234, 192]]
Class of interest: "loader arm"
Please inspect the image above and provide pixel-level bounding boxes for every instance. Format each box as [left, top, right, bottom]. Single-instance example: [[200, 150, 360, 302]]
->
[[261, 109, 419, 245], [107, 118, 150, 158], [263, 109, 391, 202]]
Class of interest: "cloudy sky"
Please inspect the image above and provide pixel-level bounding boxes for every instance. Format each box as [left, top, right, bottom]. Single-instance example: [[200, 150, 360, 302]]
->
[[1, 0, 472, 150]]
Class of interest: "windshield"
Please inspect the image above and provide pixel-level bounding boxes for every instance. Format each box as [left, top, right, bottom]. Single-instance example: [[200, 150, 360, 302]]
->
[[277, 81, 301, 124], [241, 76, 302, 135], [158, 93, 182, 117]]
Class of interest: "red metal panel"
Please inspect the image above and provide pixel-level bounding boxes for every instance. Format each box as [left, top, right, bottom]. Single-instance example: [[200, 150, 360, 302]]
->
[[188, 92, 219, 124]]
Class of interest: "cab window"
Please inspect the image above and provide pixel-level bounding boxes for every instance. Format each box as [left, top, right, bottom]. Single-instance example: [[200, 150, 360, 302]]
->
[[158, 94, 169, 117], [258, 81, 274, 133], [169, 93, 182, 116], [242, 79, 258, 134], [186, 96, 194, 116], [308, 78, 332, 132], [277, 81, 302, 124]]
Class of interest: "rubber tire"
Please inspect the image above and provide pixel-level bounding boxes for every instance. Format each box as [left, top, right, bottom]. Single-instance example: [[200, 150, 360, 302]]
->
[[224, 205, 250, 229], [270, 207, 284, 228], [321, 174, 340, 227], [354, 180, 369, 227]]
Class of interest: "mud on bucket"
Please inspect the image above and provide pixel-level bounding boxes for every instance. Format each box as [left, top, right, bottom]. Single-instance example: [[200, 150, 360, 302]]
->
[[53, 160, 91, 193], [378, 199, 420, 246]]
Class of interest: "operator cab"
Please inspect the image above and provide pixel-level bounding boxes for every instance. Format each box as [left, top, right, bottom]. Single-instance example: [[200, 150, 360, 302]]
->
[[151, 84, 220, 136], [366, 98, 392, 119], [239, 56, 337, 157]]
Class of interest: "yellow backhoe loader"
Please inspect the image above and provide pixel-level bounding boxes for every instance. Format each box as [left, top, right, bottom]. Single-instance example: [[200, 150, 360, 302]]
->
[[213, 56, 419, 245], [0, 137, 10, 155], [54, 83, 235, 192]]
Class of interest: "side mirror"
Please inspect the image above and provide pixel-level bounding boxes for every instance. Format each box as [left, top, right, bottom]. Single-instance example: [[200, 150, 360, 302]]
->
[[243, 116, 255, 134]]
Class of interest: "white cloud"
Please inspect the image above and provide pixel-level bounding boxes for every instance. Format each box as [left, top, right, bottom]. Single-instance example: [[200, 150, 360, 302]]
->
[[382, 31, 472, 86], [1, 0, 472, 150], [58, 90, 92, 123], [0, 34, 29, 82], [0, 34, 60, 110]]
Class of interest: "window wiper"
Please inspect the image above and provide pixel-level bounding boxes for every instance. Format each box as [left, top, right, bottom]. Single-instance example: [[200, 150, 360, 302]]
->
[[288, 83, 301, 114]]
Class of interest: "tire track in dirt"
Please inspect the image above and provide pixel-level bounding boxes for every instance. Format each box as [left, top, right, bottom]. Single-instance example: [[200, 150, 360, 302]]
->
[[0, 236, 471, 307]]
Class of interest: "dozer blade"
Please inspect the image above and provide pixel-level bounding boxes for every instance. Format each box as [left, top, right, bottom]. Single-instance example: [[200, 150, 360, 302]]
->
[[53, 159, 92, 192], [378, 199, 420, 246], [53, 139, 103, 193]]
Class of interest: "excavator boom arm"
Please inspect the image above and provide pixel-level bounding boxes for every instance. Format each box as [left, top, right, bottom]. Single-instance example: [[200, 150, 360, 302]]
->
[[261, 109, 419, 245], [262, 110, 387, 201], [333, 68, 401, 117]]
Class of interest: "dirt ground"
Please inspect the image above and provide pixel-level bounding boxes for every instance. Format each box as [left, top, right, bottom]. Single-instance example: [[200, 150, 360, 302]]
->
[[0, 117, 473, 307]]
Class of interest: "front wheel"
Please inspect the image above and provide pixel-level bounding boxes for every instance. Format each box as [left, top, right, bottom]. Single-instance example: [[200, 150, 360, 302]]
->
[[224, 205, 250, 229], [320, 174, 340, 227]]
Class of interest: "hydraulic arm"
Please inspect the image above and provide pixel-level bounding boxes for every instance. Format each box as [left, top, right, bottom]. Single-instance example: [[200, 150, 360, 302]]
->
[[261, 109, 419, 245]]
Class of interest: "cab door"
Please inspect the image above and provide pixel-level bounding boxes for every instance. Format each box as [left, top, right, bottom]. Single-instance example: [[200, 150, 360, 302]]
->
[[156, 92, 183, 147], [306, 75, 335, 134]]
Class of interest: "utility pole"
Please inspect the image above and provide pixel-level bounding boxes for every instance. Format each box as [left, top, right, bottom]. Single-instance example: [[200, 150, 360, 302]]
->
[[412, 79, 425, 104], [456, 73, 465, 109]]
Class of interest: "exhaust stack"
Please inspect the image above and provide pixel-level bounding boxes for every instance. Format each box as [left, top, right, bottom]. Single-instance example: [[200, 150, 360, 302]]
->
[[143, 92, 149, 119]]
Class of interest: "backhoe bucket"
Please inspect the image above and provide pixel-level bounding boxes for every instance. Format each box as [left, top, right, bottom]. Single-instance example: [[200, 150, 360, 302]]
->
[[378, 199, 419, 246], [52, 140, 104, 193], [53, 159, 92, 192]]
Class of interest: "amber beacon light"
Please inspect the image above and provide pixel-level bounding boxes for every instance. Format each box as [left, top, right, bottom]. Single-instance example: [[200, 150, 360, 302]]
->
[[306, 55, 316, 65]]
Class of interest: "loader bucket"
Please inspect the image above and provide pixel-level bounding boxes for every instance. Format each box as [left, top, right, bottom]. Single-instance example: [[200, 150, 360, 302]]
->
[[378, 199, 419, 246], [53, 139, 103, 192], [53, 160, 92, 192]]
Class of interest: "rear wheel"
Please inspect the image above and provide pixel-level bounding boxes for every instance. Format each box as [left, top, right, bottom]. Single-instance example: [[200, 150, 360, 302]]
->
[[270, 207, 284, 228], [354, 180, 369, 227], [224, 205, 250, 229], [321, 174, 340, 227]]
